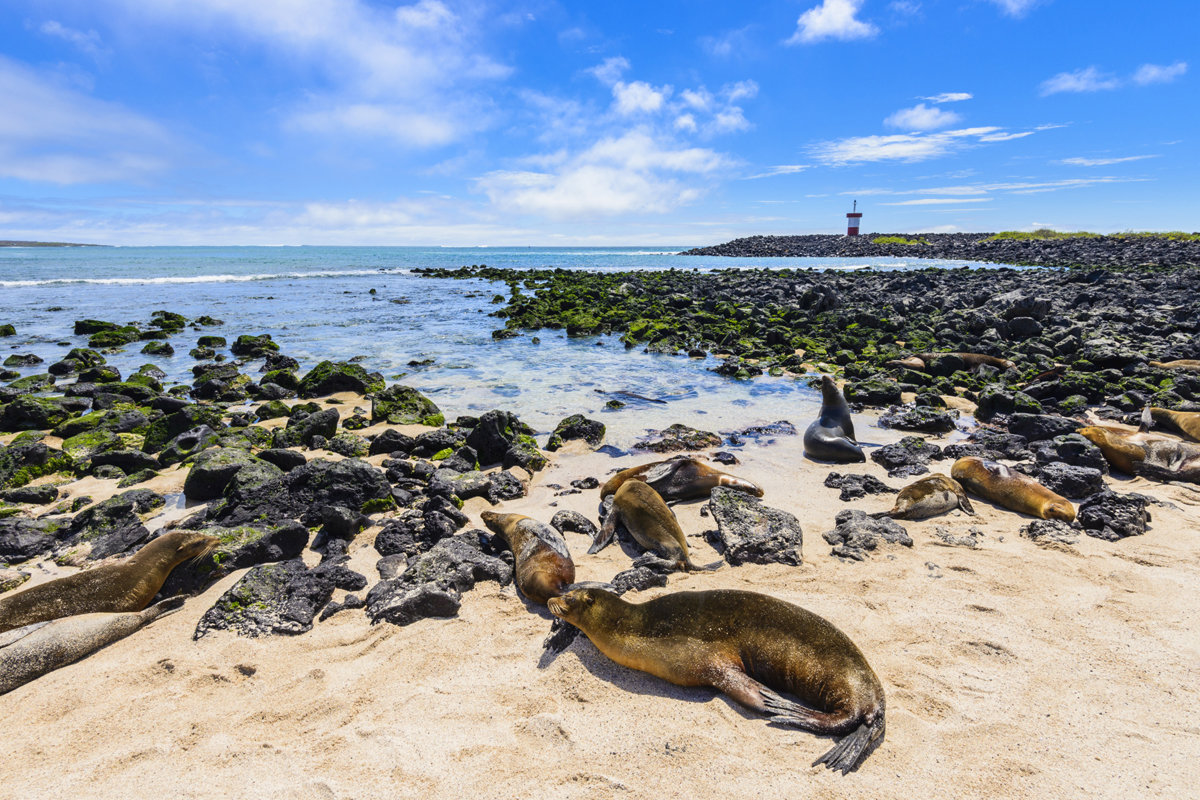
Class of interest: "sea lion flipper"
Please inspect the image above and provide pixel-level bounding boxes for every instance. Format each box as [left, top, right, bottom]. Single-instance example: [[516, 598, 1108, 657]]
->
[[588, 511, 618, 554], [640, 462, 677, 484], [1139, 406, 1153, 433], [812, 721, 881, 775], [958, 494, 977, 516]]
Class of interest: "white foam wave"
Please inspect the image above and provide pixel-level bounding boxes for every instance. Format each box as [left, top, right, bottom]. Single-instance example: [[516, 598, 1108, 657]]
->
[[0, 268, 397, 288]]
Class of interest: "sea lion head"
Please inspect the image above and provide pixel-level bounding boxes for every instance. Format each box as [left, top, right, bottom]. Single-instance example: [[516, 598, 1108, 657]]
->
[[173, 531, 221, 562], [479, 510, 504, 531], [1042, 499, 1076, 523], [718, 474, 765, 498], [546, 586, 622, 629], [819, 374, 842, 404]]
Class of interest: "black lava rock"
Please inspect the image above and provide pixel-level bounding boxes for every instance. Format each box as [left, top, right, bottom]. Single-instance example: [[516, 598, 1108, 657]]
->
[[705, 486, 802, 566], [823, 472, 897, 502], [822, 509, 913, 560]]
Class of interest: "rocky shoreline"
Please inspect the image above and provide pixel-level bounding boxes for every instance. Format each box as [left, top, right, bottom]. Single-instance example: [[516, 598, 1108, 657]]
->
[[681, 232, 1200, 268]]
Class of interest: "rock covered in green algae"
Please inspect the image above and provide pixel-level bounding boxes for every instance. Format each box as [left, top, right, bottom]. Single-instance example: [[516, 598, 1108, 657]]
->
[[371, 384, 444, 426]]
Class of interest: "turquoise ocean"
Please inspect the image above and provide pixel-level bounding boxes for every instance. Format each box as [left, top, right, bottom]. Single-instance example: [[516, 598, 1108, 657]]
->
[[0, 246, 1001, 447]]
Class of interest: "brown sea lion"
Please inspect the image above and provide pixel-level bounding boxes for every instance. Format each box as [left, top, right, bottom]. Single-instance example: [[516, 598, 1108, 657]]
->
[[950, 457, 1075, 521], [0, 597, 184, 695], [480, 511, 575, 605], [1078, 426, 1200, 483], [803, 375, 865, 463], [589, 481, 718, 571], [1145, 407, 1200, 442], [888, 353, 1016, 372], [878, 474, 975, 520], [1149, 359, 1200, 373], [0, 531, 217, 634], [547, 587, 886, 774], [599, 456, 763, 501]]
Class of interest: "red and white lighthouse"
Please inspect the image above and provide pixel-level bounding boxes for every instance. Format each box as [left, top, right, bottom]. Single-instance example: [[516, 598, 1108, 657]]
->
[[846, 200, 862, 236]]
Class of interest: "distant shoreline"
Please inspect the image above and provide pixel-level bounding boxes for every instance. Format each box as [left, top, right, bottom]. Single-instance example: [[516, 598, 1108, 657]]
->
[[0, 241, 107, 248]]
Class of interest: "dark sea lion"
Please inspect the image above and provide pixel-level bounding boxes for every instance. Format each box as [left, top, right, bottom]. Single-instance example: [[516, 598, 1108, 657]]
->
[[804, 375, 865, 463], [1078, 425, 1200, 483], [1145, 406, 1200, 442], [0, 531, 217, 634], [589, 481, 718, 571], [547, 587, 886, 774], [878, 474, 975, 520], [0, 597, 184, 695], [1149, 359, 1200, 373], [950, 457, 1075, 521], [915, 352, 1017, 372], [481, 511, 575, 605], [599, 456, 763, 501]]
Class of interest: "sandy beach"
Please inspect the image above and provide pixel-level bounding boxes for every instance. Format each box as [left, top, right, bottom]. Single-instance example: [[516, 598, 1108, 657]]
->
[[3, 409, 1198, 800]]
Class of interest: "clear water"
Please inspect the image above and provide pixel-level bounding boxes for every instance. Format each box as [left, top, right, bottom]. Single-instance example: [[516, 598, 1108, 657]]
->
[[0, 246, 1005, 447]]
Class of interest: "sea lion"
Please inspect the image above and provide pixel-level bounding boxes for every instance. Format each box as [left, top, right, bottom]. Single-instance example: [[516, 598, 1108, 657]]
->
[[877, 474, 975, 520], [480, 511, 575, 605], [547, 587, 886, 774], [804, 375, 865, 463], [1145, 407, 1200, 442], [950, 457, 1075, 521], [887, 353, 1016, 372], [0, 596, 184, 695], [1149, 359, 1200, 373], [0, 531, 217, 634], [599, 456, 763, 501], [1078, 425, 1200, 483], [589, 481, 718, 571]]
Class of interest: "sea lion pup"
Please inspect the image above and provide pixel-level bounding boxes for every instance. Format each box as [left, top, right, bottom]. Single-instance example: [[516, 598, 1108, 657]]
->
[[547, 587, 886, 774], [803, 375, 865, 463], [886, 353, 1016, 372], [599, 456, 763, 501], [1145, 406, 1200, 442], [588, 481, 719, 571], [876, 474, 975, 520], [950, 457, 1075, 522], [0, 531, 217, 634], [0, 597, 184, 695], [480, 511, 575, 605], [1150, 359, 1200, 373], [1078, 425, 1200, 483]]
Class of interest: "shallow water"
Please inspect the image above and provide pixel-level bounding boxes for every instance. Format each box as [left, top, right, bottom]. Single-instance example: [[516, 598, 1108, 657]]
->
[[1, 246, 1006, 445]]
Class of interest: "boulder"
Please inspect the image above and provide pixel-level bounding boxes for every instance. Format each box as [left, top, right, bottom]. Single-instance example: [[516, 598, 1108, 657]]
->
[[184, 448, 260, 501], [634, 423, 722, 453], [1036, 462, 1106, 499], [705, 487, 803, 566], [298, 360, 385, 398], [823, 472, 897, 502], [822, 509, 913, 560], [870, 436, 943, 478], [1078, 491, 1151, 541], [546, 414, 606, 451]]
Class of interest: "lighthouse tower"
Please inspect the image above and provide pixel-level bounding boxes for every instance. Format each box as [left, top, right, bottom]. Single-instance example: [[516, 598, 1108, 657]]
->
[[846, 200, 862, 237]]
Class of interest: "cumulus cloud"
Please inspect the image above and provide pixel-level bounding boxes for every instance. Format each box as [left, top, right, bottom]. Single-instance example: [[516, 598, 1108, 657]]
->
[[787, 0, 878, 45], [923, 92, 972, 103], [1132, 61, 1187, 85], [1039, 66, 1121, 95], [0, 57, 174, 184], [613, 81, 670, 115], [589, 56, 630, 85], [115, 0, 510, 148], [476, 130, 730, 219], [884, 103, 962, 131]]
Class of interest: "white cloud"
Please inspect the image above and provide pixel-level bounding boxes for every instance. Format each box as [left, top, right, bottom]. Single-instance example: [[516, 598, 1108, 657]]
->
[[882, 198, 992, 205], [1039, 66, 1121, 95], [700, 26, 752, 58], [613, 81, 670, 115], [1132, 61, 1187, 85], [987, 0, 1040, 17], [116, 0, 509, 148], [674, 114, 698, 132], [889, 2, 922, 15], [589, 56, 630, 85], [681, 88, 713, 111], [39, 21, 107, 59], [1059, 155, 1158, 166], [923, 92, 972, 103], [978, 130, 1035, 141], [884, 103, 962, 131], [844, 176, 1143, 198], [811, 127, 1004, 164], [476, 130, 730, 219], [0, 57, 174, 184], [746, 165, 811, 179], [787, 0, 878, 45]]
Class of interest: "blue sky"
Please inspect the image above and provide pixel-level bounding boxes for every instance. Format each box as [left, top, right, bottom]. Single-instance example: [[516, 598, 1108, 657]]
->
[[0, 0, 1194, 245]]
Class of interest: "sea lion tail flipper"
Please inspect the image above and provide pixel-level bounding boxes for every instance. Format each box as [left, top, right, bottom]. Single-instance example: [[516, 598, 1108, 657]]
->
[[866, 510, 894, 519], [958, 494, 977, 516], [1139, 406, 1153, 432], [540, 619, 581, 659], [686, 557, 724, 572], [813, 720, 883, 775], [588, 513, 618, 555]]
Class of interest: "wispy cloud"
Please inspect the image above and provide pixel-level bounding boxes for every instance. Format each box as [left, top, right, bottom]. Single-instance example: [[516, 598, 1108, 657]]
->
[[1059, 155, 1158, 166], [882, 198, 992, 205], [745, 165, 811, 179], [846, 176, 1144, 198], [884, 103, 962, 131], [1039, 66, 1121, 95], [1132, 61, 1187, 85], [0, 56, 175, 184], [476, 130, 731, 219], [986, 0, 1041, 18], [700, 26, 753, 58], [810, 125, 1060, 164], [922, 92, 972, 103], [39, 20, 108, 60], [787, 0, 878, 45]]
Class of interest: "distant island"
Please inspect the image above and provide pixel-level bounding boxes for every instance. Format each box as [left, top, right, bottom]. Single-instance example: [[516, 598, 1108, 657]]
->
[[0, 240, 107, 247]]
